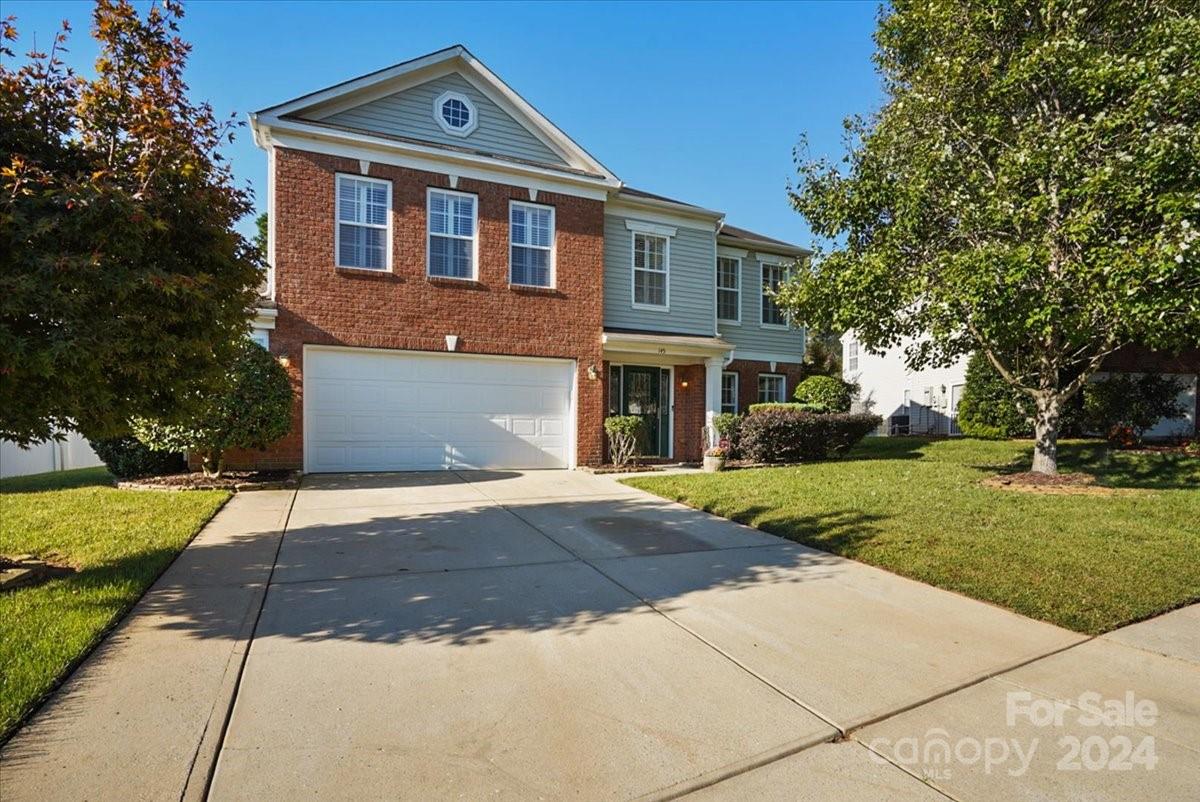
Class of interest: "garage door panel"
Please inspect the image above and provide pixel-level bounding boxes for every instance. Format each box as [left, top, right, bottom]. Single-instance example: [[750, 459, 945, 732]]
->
[[305, 349, 572, 472]]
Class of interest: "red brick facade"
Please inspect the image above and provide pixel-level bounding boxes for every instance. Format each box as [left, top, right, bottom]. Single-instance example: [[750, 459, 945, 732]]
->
[[231, 147, 607, 469], [723, 359, 806, 413]]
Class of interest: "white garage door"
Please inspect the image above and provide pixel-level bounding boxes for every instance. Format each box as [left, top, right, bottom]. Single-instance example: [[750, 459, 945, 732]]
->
[[304, 347, 573, 472]]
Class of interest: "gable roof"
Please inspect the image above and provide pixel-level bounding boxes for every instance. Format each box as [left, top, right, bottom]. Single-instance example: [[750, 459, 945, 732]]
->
[[253, 45, 619, 186]]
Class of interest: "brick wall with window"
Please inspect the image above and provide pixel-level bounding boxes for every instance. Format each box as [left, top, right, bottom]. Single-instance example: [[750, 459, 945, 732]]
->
[[230, 147, 608, 469], [722, 359, 807, 413]]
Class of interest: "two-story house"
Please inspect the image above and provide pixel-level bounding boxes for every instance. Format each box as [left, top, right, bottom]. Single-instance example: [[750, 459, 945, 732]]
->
[[245, 45, 808, 472]]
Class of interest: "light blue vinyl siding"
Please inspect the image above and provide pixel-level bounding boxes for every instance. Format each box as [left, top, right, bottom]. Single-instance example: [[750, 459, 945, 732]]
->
[[603, 214, 716, 337], [317, 73, 568, 167], [718, 256, 806, 360]]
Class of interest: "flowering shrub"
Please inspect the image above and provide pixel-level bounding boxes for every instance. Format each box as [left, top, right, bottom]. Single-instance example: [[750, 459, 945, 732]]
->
[[704, 446, 727, 458]]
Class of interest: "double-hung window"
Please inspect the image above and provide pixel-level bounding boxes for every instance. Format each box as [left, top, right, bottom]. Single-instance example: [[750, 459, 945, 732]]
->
[[847, 341, 859, 371], [717, 257, 741, 323], [427, 188, 477, 279], [632, 233, 668, 308], [510, 202, 554, 287], [336, 174, 390, 270], [761, 263, 788, 327], [758, 373, 785, 404], [721, 372, 739, 414]]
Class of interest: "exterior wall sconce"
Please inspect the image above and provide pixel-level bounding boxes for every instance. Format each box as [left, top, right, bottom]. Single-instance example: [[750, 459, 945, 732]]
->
[[278, 353, 290, 368], [587, 364, 597, 380], [680, 380, 689, 388]]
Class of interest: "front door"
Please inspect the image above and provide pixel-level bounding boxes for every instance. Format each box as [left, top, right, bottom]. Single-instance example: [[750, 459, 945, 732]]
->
[[619, 366, 671, 457]]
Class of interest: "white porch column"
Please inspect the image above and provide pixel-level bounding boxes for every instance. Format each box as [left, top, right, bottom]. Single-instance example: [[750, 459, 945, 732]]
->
[[704, 356, 724, 449]]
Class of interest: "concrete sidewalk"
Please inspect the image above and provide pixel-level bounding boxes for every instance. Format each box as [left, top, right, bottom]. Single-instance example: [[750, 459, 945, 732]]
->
[[2, 470, 1194, 800], [0, 490, 295, 802]]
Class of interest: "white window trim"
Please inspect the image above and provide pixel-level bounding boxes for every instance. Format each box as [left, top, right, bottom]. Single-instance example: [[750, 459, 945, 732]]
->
[[847, 340, 860, 372], [432, 90, 478, 137], [625, 218, 677, 237], [426, 187, 479, 281], [508, 200, 556, 288], [758, 373, 786, 404], [717, 256, 742, 324], [759, 262, 789, 330], [721, 371, 739, 414], [334, 173, 392, 272], [631, 231, 670, 312]]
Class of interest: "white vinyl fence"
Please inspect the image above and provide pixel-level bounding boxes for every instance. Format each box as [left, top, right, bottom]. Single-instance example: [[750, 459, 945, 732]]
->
[[0, 432, 105, 479]]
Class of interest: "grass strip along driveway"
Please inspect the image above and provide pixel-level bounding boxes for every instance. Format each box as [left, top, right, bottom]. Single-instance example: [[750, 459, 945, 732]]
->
[[0, 468, 228, 737], [625, 438, 1200, 635]]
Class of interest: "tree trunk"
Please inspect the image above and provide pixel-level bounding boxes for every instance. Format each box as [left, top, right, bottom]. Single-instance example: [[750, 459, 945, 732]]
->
[[201, 450, 224, 479], [1031, 393, 1061, 475]]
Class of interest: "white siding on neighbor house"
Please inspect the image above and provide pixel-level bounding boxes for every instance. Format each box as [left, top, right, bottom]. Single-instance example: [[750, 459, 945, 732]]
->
[[718, 255, 806, 360], [844, 333, 969, 436], [0, 432, 104, 478], [317, 73, 569, 167], [602, 214, 716, 337]]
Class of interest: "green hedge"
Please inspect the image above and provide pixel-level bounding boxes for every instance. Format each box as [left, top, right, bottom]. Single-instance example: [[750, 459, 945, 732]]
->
[[88, 436, 185, 479], [739, 407, 881, 463], [747, 402, 829, 415]]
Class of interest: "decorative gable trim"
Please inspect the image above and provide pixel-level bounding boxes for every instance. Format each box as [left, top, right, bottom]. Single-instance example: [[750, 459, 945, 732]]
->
[[252, 45, 619, 187]]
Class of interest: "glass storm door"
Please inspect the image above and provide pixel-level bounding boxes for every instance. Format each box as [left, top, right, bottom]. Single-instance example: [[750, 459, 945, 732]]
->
[[620, 366, 670, 457]]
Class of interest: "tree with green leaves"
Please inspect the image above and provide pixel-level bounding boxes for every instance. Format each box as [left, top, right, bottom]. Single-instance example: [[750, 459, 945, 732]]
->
[[778, 0, 1200, 473], [0, 1, 261, 446], [132, 339, 292, 477]]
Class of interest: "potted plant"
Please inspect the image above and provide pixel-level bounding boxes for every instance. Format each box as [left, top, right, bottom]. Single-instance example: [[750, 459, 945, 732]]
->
[[703, 446, 727, 472]]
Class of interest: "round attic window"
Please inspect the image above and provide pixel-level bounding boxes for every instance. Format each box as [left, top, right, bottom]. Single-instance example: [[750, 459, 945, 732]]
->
[[433, 90, 478, 137]]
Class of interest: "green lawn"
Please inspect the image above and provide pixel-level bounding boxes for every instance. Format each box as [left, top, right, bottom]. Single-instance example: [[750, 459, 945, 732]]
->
[[624, 438, 1200, 635], [0, 468, 228, 737]]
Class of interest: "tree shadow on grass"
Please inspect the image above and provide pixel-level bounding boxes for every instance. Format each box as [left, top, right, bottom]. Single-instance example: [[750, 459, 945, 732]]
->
[[989, 440, 1200, 490], [0, 467, 114, 495], [719, 505, 890, 556], [837, 436, 939, 463]]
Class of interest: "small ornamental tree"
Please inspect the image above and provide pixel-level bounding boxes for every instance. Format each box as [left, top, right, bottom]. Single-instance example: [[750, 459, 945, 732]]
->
[[132, 340, 292, 477], [0, 2, 261, 446], [778, 0, 1200, 474], [793, 375, 856, 413]]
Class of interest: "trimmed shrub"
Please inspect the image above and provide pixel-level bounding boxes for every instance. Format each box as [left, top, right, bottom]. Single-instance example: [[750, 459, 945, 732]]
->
[[88, 436, 185, 479], [739, 407, 881, 464], [604, 415, 645, 466], [956, 353, 1032, 438], [747, 402, 828, 415], [133, 340, 293, 477], [793, 375, 856, 413], [712, 412, 743, 458], [957, 352, 1087, 438], [1083, 373, 1186, 444]]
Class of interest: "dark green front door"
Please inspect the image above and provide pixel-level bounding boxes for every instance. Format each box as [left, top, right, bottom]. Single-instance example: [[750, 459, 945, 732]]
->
[[619, 366, 670, 457]]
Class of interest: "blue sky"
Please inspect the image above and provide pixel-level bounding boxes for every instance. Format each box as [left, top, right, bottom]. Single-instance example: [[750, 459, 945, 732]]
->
[[4, 1, 882, 243]]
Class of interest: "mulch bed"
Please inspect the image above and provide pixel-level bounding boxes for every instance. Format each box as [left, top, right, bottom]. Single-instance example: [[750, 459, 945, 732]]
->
[[584, 463, 699, 474], [116, 470, 300, 493], [982, 471, 1129, 496]]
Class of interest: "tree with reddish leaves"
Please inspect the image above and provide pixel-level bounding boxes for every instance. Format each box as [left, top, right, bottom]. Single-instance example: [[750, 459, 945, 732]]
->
[[0, 0, 261, 446]]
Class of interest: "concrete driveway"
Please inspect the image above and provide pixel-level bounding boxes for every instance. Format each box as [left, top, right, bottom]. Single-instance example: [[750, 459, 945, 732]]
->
[[6, 469, 1194, 800]]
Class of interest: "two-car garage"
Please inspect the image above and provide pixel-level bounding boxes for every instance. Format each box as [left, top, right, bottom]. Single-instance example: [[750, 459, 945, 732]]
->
[[303, 347, 575, 472]]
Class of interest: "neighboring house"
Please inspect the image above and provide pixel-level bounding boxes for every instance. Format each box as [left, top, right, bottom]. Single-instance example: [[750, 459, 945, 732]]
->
[[843, 334, 1199, 439], [0, 432, 104, 479], [240, 45, 808, 472]]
